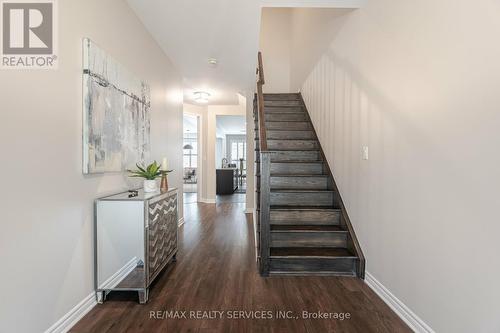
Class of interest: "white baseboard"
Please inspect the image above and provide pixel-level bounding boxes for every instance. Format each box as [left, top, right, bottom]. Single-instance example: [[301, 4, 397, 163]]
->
[[365, 272, 435, 333], [200, 198, 216, 204], [44, 292, 96, 333], [178, 217, 185, 227], [46, 258, 139, 332], [98, 257, 137, 290], [251, 209, 258, 260]]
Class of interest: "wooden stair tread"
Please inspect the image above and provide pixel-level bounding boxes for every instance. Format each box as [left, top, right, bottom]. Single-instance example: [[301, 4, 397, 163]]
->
[[266, 127, 310, 130], [264, 93, 301, 97], [270, 247, 355, 258], [268, 271, 356, 277], [264, 93, 300, 97], [264, 111, 305, 114], [265, 121, 309, 123], [255, 149, 321, 153], [259, 128, 313, 132], [270, 206, 337, 211], [264, 107, 304, 110], [267, 138, 318, 142], [271, 225, 344, 232], [270, 189, 334, 193], [256, 187, 331, 193], [272, 174, 328, 177], [269, 160, 323, 163], [264, 111, 304, 113], [269, 206, 340, 211], [266, 149, 320, 151], [268, 149, 320, 153], [267, 174, 328, 177], [265, 120, 309, 123]]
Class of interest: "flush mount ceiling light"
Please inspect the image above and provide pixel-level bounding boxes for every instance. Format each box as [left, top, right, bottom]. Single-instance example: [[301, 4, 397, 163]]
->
[[208, 58, 218, 67], [194, 91, 210, 103]]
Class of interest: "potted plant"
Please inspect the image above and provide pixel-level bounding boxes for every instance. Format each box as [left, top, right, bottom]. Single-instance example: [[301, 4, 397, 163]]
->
[[127, 161, 163, 193]]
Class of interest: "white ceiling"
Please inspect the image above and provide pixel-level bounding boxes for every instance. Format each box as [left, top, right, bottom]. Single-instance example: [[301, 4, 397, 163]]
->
[[216, 115, 246, 137], [126, 0, 365, 105], [126, 0, 262, 105], [262, 0, 366, 8]]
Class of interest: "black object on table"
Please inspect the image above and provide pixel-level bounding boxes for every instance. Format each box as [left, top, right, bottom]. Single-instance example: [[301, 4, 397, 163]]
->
[[216, 168, 238, 194]]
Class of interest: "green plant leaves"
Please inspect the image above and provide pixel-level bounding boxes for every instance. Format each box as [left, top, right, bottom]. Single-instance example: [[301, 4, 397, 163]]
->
[[127, 161, 167, 180], [136, 163, 146, 173]]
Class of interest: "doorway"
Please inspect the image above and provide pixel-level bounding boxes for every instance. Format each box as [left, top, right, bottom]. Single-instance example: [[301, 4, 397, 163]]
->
[[215, 115, 247, 203], [183, 113, 200, 204]]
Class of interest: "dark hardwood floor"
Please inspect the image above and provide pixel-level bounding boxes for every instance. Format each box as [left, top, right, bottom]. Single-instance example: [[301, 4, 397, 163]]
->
[[72, 200, 411, 333], [216, 193, 246, 203]]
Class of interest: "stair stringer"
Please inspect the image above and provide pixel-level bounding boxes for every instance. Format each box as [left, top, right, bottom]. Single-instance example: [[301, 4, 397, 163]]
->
[[298, 93, 366, 279]]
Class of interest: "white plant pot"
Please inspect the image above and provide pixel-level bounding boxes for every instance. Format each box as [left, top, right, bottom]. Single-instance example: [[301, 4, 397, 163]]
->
[[143, 179, 158, 193]]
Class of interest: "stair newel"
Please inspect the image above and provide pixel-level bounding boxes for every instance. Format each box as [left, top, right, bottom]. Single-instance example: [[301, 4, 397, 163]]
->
[[259, 152, 272, 276]]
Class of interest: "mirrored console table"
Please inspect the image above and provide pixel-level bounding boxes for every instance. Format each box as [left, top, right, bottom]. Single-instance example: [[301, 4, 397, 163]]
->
[[94, 188, 178, 304]]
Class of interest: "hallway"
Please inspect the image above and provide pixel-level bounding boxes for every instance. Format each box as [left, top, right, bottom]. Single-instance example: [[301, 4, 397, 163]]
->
[[72, 201, 410, 333]]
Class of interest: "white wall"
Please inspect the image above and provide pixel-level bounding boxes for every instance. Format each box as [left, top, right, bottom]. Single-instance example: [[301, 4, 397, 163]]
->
[[216, 138, 224, 168], [289, 8, 353, 92], [259, 8, 292, 93], [245, 92, 256, 214], [260, 7, 353, 93], [294, 2, 500, 332], [0, 0, 182, 332]]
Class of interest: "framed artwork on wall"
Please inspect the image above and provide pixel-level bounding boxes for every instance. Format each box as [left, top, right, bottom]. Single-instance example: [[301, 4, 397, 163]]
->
[[82, 38, 151, 174]]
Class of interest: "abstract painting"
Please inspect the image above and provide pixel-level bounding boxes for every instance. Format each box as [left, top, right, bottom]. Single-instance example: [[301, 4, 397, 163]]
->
[[82, 38, 150, 174]]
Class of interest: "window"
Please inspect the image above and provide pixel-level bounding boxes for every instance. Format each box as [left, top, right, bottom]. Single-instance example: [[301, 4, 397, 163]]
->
[[231, 142, 246, 165], [183, 137, 197, 168], [228, 136, 246, 171]]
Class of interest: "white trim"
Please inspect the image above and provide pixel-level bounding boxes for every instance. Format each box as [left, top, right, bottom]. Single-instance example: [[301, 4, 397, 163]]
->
[[365, 272, 435, 333], [46, 258, 138, 332], [252, 208, 259, 261], [262, 0, 366, 8], [98, 257, 137, 290], [244, 208, 254, 214], [200, 198, 216, 204], [44, 293, 96, 333], [178, 217, 185, 227]]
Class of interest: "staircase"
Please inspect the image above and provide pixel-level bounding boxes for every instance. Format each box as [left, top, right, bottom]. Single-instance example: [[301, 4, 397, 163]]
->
[[254, 53, 365, 277]]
